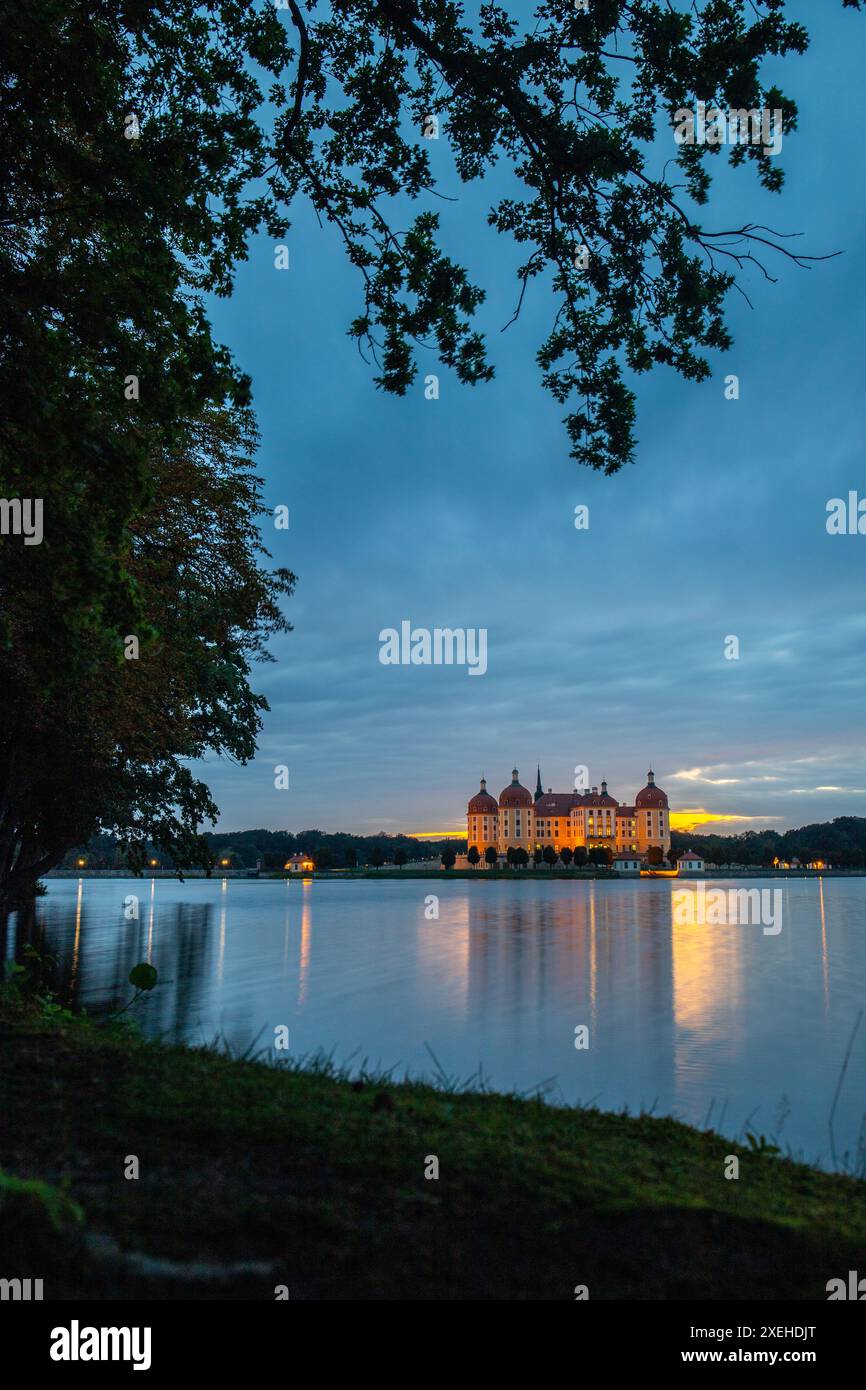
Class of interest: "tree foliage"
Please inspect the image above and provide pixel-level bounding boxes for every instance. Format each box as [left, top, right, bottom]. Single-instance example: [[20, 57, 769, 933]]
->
[[1, 408, 293, 899]]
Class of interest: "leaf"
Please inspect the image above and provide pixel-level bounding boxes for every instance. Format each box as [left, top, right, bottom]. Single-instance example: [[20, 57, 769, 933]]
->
[[128, 963, 158, 992]]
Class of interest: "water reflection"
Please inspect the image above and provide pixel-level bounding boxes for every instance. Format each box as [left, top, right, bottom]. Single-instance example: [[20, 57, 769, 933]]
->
[[3, 875, 864, 1166], [3, 886, 214, 1041]]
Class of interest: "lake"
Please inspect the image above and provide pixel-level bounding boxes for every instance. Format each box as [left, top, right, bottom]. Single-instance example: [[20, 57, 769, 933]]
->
[[5, 875, 866, 1170]]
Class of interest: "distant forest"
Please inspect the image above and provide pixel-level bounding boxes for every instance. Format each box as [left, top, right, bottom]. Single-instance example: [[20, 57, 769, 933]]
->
[[60, 817, 866, 871], [669, 817, 866, 869], [61, 828, 455, 871]]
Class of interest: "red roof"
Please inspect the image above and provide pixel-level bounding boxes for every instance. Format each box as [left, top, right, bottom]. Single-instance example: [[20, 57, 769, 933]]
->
[[534, 793, 576, 815], [499, 770, 533, 808], [635, 783, 668, 807]]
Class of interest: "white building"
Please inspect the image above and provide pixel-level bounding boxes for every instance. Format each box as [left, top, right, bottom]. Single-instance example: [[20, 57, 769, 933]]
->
[[678, 850, 704, 874]]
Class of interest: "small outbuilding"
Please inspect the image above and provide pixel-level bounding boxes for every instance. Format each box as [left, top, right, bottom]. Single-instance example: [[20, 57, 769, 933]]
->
[[614, 853, 642, 873], [678, 850, 705, 874], [285, 853, 315, 874]]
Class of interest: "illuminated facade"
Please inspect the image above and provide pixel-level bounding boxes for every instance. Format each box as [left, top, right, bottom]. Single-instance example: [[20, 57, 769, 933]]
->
[[285, 853, 315, 873], [467, 767, 671, 860]]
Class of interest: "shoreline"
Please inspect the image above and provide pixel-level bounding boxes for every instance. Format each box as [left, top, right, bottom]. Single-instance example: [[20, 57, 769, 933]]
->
[[2, 993, 864, 1299], [41, 867, 866, 882]]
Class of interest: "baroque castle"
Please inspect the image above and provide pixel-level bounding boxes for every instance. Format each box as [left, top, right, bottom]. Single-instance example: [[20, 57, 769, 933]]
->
[[466, 767, 671, 861]]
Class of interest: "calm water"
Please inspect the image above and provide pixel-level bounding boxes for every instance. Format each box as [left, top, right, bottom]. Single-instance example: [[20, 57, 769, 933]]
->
[[6, 875, 866, 1168]]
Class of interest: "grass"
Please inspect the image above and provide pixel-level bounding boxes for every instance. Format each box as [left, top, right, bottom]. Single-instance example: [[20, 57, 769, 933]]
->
[[1, 993, 865, 1300]]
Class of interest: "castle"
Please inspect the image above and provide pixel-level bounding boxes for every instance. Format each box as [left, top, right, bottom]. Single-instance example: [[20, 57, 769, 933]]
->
[[466, 767, 671, 862]]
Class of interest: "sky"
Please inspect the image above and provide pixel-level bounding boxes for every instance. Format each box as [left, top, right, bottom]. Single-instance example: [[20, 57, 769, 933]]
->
[[199, 0, 866, 839]]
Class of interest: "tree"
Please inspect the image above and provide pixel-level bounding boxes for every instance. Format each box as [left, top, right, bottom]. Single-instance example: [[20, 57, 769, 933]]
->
[[250, 0, 854, 476], [0, 407, 293, 902], [532, 847, 544, 868], [315, 846, 334, 871], [572, 846, 588, 869], [646, 846, 664, 867], [485, 845, 499, 869], [506, 847, 518, 868], [3, 0, 858, 899], [560, 847, 573, 868], [369, 847, 385, 869], [543, 845, 558, 870], [441, 847, 457, 870], [515, 848, 529, 869], [467, 846, 481, 869], [394, 848, 408, 869], [344, 847, 358, 870]]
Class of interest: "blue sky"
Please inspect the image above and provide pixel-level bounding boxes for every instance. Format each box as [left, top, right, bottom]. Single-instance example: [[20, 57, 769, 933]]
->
[[200, 1, 866, 838]]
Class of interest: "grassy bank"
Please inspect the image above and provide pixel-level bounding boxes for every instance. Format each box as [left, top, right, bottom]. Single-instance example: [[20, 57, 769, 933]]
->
[[2, 995, 864, 1300]]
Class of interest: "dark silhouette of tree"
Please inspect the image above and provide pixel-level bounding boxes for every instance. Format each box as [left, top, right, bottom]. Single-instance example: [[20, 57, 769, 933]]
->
[[572, 846, 588, 869], [467, 846, 481, 869], [394, 848, 408, 869], [370, 847, 385, 869], [543, 846, 558, 870], [485, 845, 499, 869], [560, 847, 573, 868], [441, 847, 457, 870]]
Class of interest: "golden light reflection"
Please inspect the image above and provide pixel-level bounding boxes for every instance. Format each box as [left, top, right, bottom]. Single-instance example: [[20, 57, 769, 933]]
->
[[147, 878, 155, 962], [217, 885, 227, 985], [669, 888, 743, 1036], [298, 879, 312, 1006], [818, 876, 829, 1013], [283, 882, 291, 973], [216, 900, 226, 989], [589, 880, 597, 1027], [71, 878, 83, 988], [418, 891, 471, 1019]]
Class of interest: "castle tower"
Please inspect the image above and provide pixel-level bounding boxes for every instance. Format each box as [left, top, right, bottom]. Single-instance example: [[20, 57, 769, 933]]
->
[[498, 768, 534, 855], [635, 769, 670, 857], [467, 775, 499, 855]]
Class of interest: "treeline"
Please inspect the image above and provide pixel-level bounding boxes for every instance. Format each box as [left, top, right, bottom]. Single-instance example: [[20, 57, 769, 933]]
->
[[62, 816, 866, 873], [670, 817, 866, 868], [60, 829, 466, 872]]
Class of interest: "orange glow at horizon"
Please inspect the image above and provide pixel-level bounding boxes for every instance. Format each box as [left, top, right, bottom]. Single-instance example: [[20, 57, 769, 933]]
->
[[670, 809, 776, 833], [408, 830, 466, 840]]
